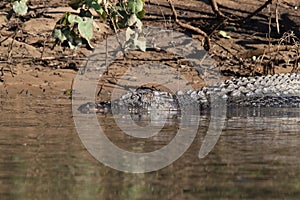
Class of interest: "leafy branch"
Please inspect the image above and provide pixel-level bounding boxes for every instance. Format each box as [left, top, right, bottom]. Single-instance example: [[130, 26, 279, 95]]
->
[[52, 0, 146, 50]]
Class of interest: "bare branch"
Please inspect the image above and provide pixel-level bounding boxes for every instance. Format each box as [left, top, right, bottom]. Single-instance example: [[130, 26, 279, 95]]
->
[[210, 0, 227, 19], [239, 0, 273, 24], [166, 0, 211, 50]]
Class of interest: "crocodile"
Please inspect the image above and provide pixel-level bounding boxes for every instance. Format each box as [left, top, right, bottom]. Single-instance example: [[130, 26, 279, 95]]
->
[[78, 73, 300, 114]]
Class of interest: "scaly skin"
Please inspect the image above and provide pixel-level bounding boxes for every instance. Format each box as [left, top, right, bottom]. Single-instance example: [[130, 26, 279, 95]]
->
[[78, 73, 300, 114]]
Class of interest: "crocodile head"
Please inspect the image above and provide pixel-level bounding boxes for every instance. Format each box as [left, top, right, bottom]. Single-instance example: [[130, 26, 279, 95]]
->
[[78, 102, 112, 114]]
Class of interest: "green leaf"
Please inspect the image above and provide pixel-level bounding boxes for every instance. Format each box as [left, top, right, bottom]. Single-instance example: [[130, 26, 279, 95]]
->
[[13, 0, 28, 16], [75, 16, 83, 23], [226, 26, 236, 31], [127, 14, 137, 26], [52, 28, 67, 42], [136, 9, 146, 19], [128, 0, 143, 14], [219, 30, 231, 39], [125, 27, 146, 52], [135, 18, 142, 30], [68, 41, 77, 50], [115, 5, 123, 11], [78, 17, 93, 41], [135, 34, 146, 52], [68, 14, 76, 24], [125, 27, 135, 42], [68, 36, 82, 50], [58, 12, 71, 25], [64, 89, 73, 96], [65, 31, 83, 50], [86, 0, 104, 15], [68, 14, 83, 24], [69, 0, 84, 10]]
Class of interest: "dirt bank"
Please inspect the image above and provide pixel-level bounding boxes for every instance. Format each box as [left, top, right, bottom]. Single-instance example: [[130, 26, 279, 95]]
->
[[0, 0, 299, 99]]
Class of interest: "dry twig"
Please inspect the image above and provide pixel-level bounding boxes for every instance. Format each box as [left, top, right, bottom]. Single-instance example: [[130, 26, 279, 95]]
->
[[166, 0, 211, 50], [210, 0, 227, 19], [238, 0, 273, 24]]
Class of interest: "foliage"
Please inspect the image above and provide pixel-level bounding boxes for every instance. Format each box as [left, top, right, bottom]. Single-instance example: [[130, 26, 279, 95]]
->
[[52, 0, 146, 50], [219, 30, 231, 39], [5, 0, 28, 19], [12, 0, 28, 16], [52, 11, 96, 50], [6, 0, 146, 51]]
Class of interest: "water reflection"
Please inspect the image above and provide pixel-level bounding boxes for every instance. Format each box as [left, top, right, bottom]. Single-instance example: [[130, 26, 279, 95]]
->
[[0, 97, 300, 199]]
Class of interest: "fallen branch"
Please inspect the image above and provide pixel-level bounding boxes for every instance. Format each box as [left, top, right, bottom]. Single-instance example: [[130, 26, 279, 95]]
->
[[239, 45, 294, 58], [238, 0, 273, 24], [166, 0, 211, 50]]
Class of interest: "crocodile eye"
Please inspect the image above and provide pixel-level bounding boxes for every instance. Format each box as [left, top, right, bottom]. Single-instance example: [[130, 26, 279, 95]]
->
[[146, 93, 153, 98]]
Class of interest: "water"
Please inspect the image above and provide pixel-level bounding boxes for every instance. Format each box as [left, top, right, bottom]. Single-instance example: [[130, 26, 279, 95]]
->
[[1, 97, 300, 199]]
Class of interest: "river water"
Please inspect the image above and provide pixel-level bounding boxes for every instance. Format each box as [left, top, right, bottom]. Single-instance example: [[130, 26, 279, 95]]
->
[[1, 97, 300, 199]]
